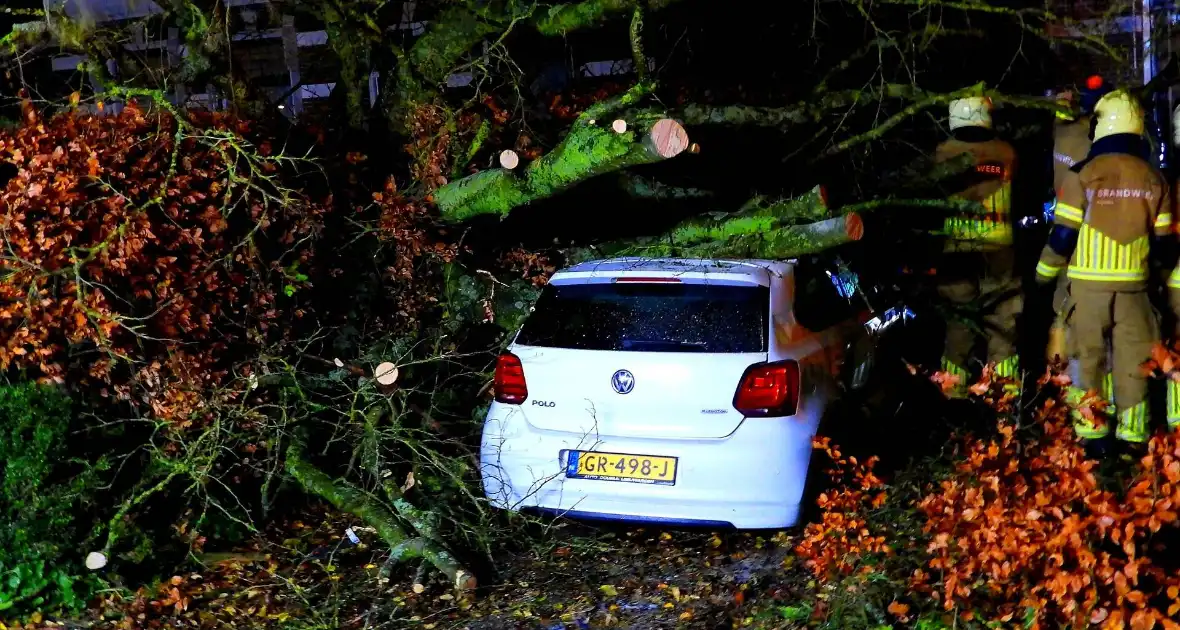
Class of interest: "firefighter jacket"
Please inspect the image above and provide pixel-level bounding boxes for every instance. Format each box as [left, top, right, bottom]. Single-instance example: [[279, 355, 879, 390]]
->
[[1168, 190, 1180, 291], [1053, 117, 1091, 197], [1036, 133, 1172, 292], [933, 130, 1018, 251]]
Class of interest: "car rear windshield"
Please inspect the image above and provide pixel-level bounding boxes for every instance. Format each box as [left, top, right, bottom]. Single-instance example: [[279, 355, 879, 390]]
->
[[515, 281, 769, 353]]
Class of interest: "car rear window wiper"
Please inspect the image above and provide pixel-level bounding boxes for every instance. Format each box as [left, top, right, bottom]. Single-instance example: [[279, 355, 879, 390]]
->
[[620, 339, 710, 352]]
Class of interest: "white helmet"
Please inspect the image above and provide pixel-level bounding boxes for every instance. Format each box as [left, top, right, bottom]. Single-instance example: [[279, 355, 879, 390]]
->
[[949, 96, 993, 131], [1092, 90, 1144, 141]]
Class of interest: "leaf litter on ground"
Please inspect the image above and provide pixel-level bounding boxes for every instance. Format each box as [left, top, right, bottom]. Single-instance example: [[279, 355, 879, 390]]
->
[[44, 510, 808, 630]]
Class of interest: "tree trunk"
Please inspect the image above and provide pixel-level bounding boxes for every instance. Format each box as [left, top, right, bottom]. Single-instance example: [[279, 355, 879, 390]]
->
[[436, 86, 689, 221], [532, 0, 690, 36], [564, 187, 859, 263], [644, 185, 831, 247], [286, 443, 475, 591], [682, 213, 864, 259]]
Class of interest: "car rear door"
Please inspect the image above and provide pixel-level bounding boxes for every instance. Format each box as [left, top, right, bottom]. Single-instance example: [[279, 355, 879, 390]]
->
[[509, 273, 771, 440]]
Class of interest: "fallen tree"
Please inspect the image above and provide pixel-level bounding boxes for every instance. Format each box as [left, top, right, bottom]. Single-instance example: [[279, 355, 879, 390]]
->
[[565, 186, 861, 262], [435, 84, 690, 221], [0, 0, 1101, 619], [565, 185, 990, 264], [285, 441, 475, 591]]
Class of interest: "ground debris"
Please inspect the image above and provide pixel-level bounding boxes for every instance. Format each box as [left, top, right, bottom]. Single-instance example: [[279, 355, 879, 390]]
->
[[58, 516, 804, 630]]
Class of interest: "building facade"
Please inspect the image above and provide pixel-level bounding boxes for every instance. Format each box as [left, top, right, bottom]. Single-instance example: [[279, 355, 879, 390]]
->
[[33, 0, 645, 122]]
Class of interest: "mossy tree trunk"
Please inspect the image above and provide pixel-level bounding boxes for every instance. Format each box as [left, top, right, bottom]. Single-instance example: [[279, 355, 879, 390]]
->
[[435, 84, 690, 221], [286, 442, 475, 591], [564, 186, 861, 263]]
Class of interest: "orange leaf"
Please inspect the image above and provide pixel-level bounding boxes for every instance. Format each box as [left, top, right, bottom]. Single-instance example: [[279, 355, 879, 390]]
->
[[1129, 609, 1154, 630]]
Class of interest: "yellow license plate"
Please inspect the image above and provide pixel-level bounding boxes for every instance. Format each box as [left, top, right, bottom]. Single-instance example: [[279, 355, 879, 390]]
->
[[566, 451, 678, 485]]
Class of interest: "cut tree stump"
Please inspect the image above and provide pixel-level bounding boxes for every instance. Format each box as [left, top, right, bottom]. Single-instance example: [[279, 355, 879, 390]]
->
[[375, 362, 399, 386], [648, 118, 689, 158], [498, 150, 519, 169]]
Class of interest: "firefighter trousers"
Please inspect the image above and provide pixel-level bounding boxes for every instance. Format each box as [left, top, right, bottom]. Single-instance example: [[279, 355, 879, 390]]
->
[[1051, 278, 1114, 403], [1168, 289, 1180, 429], [1065, 286, 1154, 443], [937, 249, 1022, 390]]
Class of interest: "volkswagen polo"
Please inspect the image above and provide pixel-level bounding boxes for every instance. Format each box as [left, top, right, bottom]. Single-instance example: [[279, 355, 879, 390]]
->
[[479, 257, 875, 529]]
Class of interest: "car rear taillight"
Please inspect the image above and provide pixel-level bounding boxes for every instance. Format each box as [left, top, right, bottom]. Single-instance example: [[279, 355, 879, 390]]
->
[[494, 353, 528, 404], [733, 360, 800, 417]]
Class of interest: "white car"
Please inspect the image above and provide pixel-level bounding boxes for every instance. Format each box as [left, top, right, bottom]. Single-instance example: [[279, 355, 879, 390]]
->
[[479, 257, 875, 529]]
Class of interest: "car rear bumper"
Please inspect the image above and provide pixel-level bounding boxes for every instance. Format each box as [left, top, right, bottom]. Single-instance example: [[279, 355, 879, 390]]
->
[[479, 405, 818, 529]]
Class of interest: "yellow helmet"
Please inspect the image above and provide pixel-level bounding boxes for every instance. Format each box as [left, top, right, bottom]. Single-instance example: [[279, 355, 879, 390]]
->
[[1092, 89, 1144, 140], [948, 96, 993, 131]]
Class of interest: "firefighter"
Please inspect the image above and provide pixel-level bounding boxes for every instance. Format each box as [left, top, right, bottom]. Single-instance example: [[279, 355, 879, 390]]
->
[[933, 96, 1021, 394], [1167, 102, 1180, 431], [1048, 77, 1114, 403], [1035, 89, 1172, 452]]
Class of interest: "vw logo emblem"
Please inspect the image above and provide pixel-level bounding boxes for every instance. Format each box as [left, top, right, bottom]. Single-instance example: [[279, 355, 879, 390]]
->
[[611, 369, 635, 394]]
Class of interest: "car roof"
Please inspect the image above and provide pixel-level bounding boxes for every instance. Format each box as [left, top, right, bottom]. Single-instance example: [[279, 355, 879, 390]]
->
[[551, 257, 793, 286]]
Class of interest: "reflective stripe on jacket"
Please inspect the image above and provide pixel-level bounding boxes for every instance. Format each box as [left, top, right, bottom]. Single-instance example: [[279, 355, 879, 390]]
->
[[1037, 135, 1172, 292], [1053, 118, 1091, 197], [933, 135, 1018, 251]]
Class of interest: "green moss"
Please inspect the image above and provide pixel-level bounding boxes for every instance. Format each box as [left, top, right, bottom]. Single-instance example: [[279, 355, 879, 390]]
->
[[524, 123, 639, 190], [433, 169, 532, 222], [323, 2, 369, 129], [668, 214, 778, 247], [0, 383, 103, 617], [437, 111, 674, 221], [160, 0, 213, 81], [286, 443, 409, 549], [679, 103, 810, 127], [839, 197, 987, 216], [647, 186, 827, 248], [409, 8, 500, 83], [534, 0, 635, 35], [724, 217, 856, 258], [436, 84, 676, 221], [454, 118, 491, 178], [608, 214, 856, 261], [533, 0, 687, 36]]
